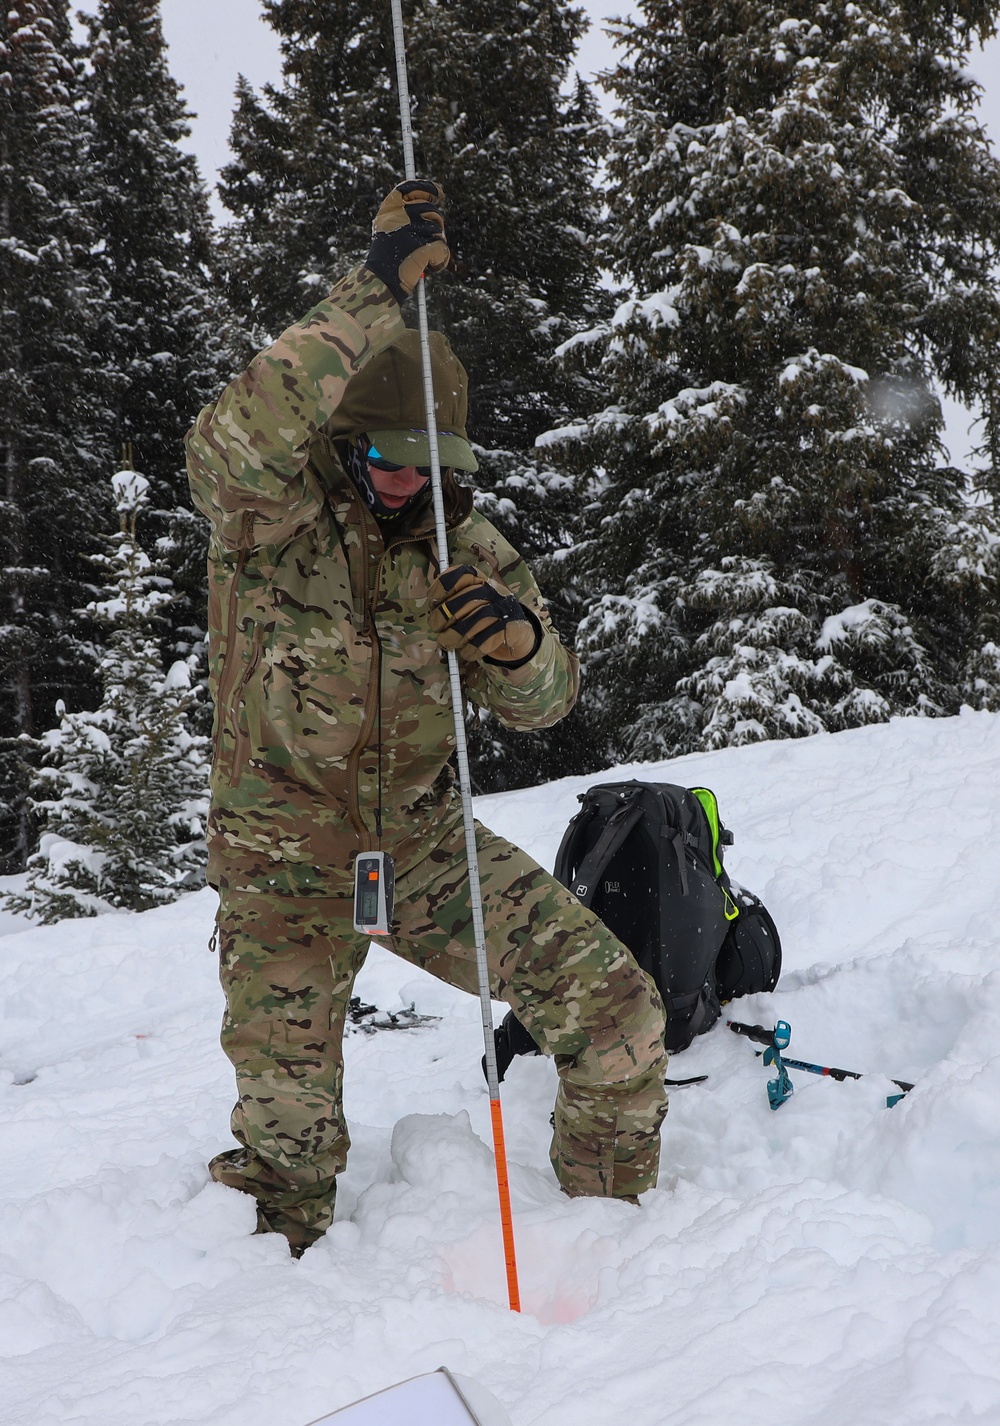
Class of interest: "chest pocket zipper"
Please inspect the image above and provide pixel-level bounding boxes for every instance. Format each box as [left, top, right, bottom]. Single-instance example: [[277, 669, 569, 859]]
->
[[470, 541, 502, 581], [227, 620, 266, 787]]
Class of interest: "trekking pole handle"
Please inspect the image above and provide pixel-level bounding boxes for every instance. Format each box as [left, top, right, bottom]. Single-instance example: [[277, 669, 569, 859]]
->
[[727, 1020, 775, 1047]]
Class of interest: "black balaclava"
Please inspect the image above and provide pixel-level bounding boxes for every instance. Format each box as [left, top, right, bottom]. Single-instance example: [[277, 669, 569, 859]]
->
[[346, 434, 431, 526]]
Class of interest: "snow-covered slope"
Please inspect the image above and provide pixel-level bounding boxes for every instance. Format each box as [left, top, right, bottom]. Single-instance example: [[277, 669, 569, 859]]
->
[[2, 711, 999, 1425]]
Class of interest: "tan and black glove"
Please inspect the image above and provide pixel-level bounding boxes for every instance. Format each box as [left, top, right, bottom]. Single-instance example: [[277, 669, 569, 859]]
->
[[365, 179, 450, 306], [428, 565, 542, 668]]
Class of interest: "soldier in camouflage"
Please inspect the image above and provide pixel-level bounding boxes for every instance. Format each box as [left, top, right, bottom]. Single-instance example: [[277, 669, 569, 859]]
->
[[186, 180, 668, 1254]]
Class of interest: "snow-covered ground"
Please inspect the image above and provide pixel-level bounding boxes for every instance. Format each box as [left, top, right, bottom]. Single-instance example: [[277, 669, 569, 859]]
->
[[2, 711, 999, 1425]]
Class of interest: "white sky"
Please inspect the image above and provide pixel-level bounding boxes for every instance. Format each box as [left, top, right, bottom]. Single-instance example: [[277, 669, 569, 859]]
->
[[150, 0, 999, 464]]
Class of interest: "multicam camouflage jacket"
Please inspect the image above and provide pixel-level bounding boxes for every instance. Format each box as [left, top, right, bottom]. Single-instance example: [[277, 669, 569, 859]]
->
[[186, 267, 580, 896]]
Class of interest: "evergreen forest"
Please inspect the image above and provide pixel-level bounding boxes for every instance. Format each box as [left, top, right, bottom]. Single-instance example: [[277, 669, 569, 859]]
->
[[2, 0, 1000, 907]]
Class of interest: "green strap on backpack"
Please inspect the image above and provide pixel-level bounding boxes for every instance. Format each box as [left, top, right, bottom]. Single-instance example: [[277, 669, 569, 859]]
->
[[689, 786, 739, 917]]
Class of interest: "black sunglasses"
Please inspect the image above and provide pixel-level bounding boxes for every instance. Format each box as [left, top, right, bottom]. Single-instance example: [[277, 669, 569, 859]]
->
[[367, 445, 432, 479]]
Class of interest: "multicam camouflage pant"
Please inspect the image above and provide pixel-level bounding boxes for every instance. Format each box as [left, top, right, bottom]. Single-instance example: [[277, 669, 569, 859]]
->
[[209, 821, 668, 1250]]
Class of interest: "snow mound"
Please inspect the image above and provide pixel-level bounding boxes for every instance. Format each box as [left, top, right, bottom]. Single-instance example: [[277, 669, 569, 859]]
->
[[2, 711, 1000, 1425]]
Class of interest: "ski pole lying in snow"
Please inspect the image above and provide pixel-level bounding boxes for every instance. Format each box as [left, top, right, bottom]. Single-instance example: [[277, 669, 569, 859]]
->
[[389, 0, 521, 1314], [728, 1021, 915, 1106]]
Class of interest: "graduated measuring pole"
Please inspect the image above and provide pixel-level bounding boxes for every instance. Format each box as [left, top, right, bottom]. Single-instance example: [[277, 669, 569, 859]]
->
[[388, 0, 521, 1314]]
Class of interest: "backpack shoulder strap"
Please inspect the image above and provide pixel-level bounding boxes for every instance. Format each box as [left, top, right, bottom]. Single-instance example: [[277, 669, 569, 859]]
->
[[553, 799, 595, 888], [655, 788, 691, 897], [557, 790, 645, 906]]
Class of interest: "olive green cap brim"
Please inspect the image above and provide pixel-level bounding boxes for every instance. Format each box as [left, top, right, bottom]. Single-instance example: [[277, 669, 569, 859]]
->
[[367, 427, 479, 473]]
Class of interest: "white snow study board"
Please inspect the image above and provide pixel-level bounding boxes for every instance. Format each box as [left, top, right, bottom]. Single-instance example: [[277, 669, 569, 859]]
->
[[304, 1368, 511, 1426]]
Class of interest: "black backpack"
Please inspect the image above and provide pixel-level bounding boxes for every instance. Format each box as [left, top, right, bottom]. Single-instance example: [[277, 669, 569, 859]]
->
[[490, 781, 781, 1078]]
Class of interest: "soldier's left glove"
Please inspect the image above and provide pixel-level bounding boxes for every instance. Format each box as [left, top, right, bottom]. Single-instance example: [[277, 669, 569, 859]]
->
[[366, 179, 450, 306], [428, 564, 542, 668]]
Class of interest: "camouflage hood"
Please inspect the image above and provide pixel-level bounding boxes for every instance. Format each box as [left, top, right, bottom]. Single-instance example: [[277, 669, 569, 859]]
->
[[322, 327, 479, 473]]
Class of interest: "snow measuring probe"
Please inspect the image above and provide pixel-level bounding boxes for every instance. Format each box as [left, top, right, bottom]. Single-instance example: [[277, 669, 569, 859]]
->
[[388, 0, 521, 1313]]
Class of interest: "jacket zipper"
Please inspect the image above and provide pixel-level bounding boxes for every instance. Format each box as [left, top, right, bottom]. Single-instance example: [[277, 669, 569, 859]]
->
[[344, 508, 393, 849], [228, 622, 265, 788], [342, 503, 467, 849], [345, 610, 381, 850]]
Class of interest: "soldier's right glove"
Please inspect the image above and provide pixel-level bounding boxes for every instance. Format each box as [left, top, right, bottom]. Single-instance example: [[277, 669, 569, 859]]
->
[[428, 564, 542, 668], [365, 179, 450, 306]]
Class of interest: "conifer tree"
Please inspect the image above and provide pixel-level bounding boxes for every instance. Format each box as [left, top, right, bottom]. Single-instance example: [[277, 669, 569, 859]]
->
[[554, 0, 1000, 763], [220, 4, 397, 336], [220, 0, 607, 788], [7, 466, 210, 923], [81, 0, 240, 673], [0, 1, 111, 872]]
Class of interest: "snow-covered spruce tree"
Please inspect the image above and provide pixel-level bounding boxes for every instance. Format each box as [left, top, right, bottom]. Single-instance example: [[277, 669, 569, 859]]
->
[[80, 0, 241, 686], [8, 468, 210, 922], [220, 0, 608, 788], [550, 0, 1000, 763], [0, 1, 112, 872]]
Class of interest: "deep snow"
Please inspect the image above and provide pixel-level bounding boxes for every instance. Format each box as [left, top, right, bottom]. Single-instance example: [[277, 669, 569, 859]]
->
[[2, 711, 999, 1425]]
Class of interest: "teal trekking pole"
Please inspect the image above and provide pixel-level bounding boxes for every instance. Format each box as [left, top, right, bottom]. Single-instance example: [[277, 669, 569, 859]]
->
[[729, 1021, 914, 1106]]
